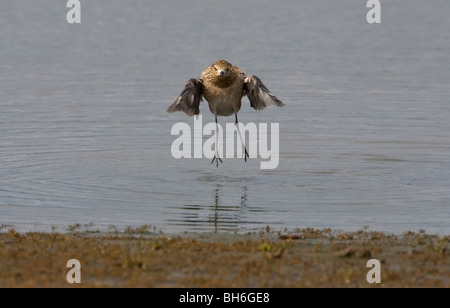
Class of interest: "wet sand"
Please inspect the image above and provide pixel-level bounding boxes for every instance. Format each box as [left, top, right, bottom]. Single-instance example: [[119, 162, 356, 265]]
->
[[0, 226, 448, 287]]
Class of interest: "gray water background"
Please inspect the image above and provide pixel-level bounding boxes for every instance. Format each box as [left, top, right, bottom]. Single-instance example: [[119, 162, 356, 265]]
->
[[1, 0, 449, 234]]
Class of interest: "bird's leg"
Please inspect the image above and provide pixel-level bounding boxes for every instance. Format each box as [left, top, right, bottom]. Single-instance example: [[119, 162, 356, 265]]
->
[[211, 116, 223, 167], [235, 114, 249, 162]]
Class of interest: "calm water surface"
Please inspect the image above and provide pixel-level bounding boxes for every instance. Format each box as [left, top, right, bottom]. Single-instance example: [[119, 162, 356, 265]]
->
[[1, 1, 449, 234]]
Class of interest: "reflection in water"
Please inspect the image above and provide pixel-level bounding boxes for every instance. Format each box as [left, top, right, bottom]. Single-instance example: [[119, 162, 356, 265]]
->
[[167, 184, 257, 232], [208, 185, 248, 232], [240, 186, 248, 207]]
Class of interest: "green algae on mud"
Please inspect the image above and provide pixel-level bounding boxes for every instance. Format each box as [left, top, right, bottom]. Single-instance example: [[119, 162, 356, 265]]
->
[[0, 227, 448, 288]]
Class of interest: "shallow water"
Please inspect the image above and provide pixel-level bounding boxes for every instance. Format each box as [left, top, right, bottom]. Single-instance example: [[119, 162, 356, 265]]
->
[[1, 0, 449, 234]]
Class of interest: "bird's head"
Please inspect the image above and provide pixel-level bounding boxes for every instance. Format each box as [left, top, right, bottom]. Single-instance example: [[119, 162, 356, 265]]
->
[[206, 60, 236, 88], [213, 60, 231, 77]]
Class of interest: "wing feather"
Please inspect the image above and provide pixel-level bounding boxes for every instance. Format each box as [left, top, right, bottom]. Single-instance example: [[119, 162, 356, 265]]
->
[[167, 78, 203, 116], [243, 75, 284, 110]]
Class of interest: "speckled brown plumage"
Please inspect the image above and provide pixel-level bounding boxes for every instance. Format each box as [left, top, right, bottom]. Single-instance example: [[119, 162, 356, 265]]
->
[[168, 60, 284, 118]]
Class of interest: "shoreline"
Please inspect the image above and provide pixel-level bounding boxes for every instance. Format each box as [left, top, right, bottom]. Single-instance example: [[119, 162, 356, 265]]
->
[[2, 222, 449, 237], [1, 227, 448, 287]]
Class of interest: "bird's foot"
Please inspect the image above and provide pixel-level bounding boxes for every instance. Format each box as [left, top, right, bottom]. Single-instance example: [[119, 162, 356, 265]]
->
[[211, 155, 223, 167], [243, 147, 249, 162]]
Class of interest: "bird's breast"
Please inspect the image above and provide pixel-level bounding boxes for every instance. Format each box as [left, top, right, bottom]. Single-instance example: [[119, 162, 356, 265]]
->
[[203, 78, 243, 117]]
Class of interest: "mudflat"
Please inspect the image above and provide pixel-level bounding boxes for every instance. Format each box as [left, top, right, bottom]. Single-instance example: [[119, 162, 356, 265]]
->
[[0, 227, 448, 287]]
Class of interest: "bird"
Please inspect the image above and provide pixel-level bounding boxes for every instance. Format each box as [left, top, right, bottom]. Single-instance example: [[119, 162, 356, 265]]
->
[[167, 59, 284, 166]]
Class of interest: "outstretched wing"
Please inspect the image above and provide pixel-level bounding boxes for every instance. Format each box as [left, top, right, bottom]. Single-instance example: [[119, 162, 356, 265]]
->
[[243, 75, 284, 110], [167, 78, 203, 116]]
